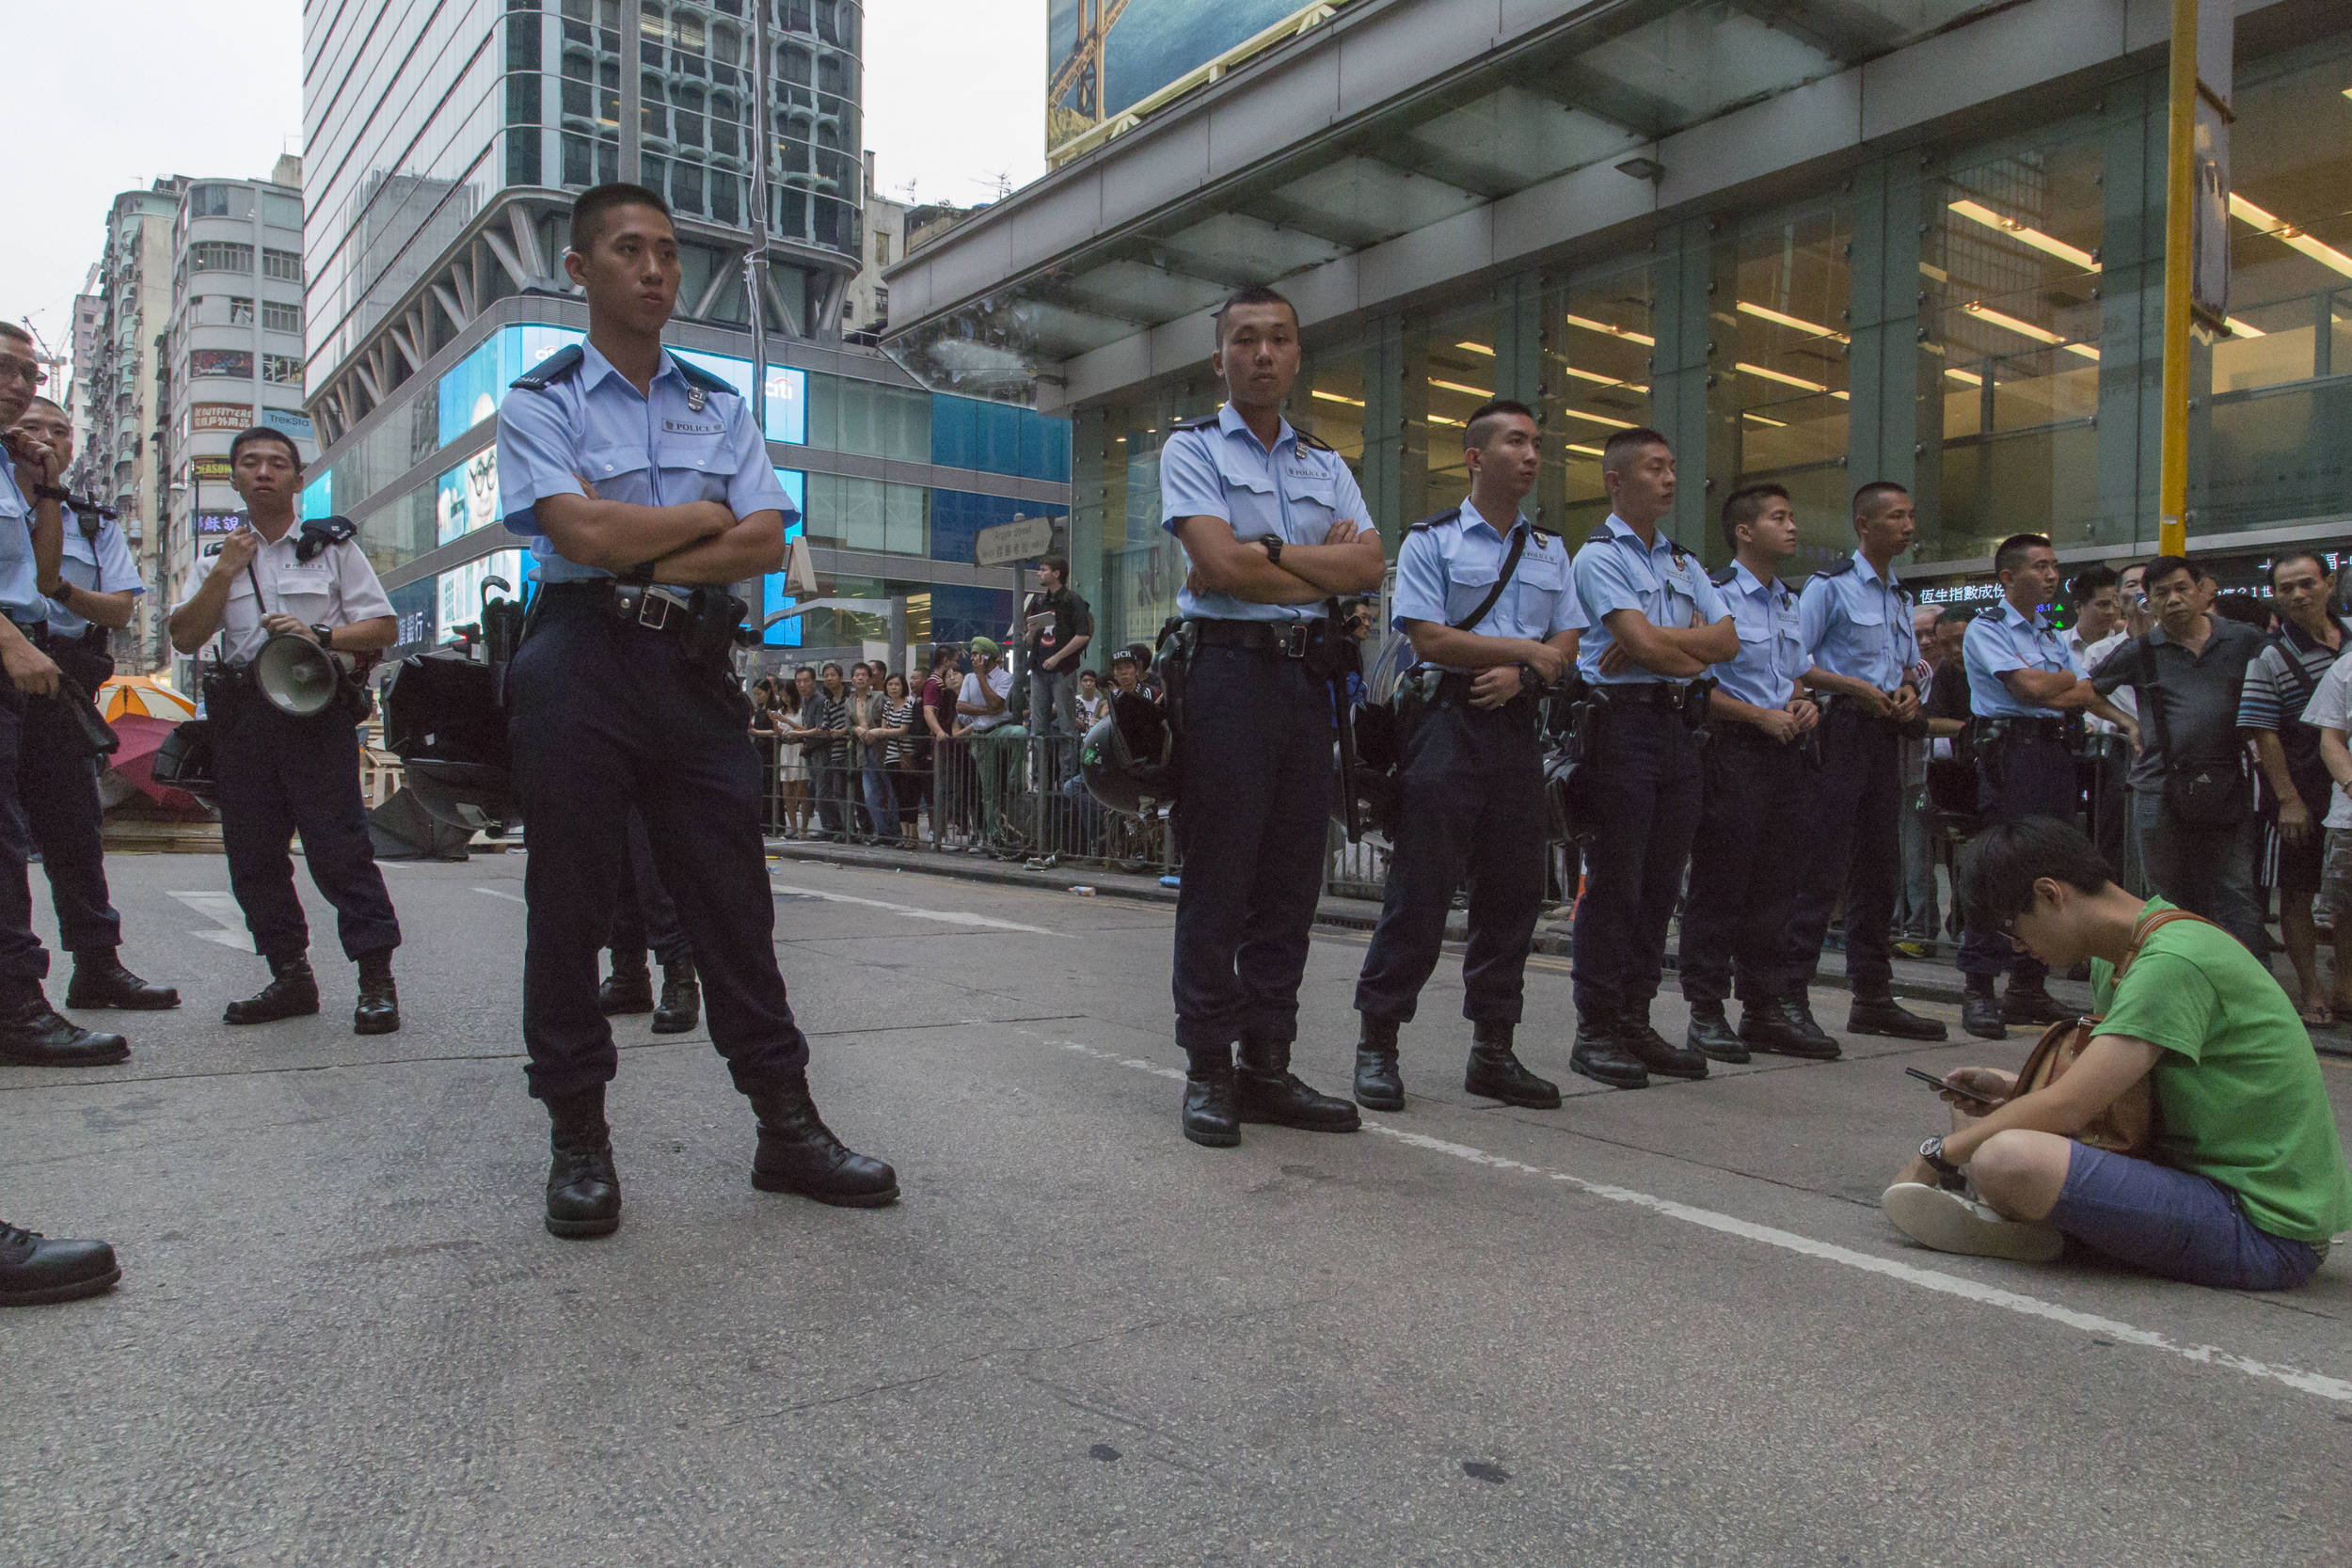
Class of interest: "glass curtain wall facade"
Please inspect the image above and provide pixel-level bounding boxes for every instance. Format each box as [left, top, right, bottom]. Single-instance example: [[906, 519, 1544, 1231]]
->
[[1067, 38, 2352, 658]]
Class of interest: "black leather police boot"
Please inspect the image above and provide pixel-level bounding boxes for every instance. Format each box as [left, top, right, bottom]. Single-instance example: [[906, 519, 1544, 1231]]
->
[[64, 951, 179, 1010], [353, 952, 399, 1037], [1465, 1020, 1561, 1108], [0, 982, 129, 1068], [748, 1073, 899, 1206], [1849, 991, 1947, 1041], [0, 1219, 119, 1306], [651, 961, 700, 1035], [1183, 1056, 1241, 1148], [1741, 997, 1841, 1060], [1961, 980, 2008, 1040], [1686, 1003, 1750, 1065], [2003, 982, 2073, 1027], [224, 955, 320, 1025], [1352, 1015, 1404, 1112], [1569, 1011, 1648, 1090], [597, 954, 655, 1015], [1236, 1037, 1360, 1132], [543, 1085, 621, 1239], [1618, 1009, 1708, 1080]]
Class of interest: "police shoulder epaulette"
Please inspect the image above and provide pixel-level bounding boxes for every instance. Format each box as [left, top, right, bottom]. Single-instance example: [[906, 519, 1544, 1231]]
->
[[672, 355, 738, 403], [1583, 526, 1614, 547], [1813, 557, 1858, 585], [508, 343, 584, 392], [1663, 535, 1695, 568], [1529, 524, 1561, 544], [1168, 413, 1220, 433], [1710, 564, 1739, 587], [294, 515, 358, 562], [1402, 506, 1460, 535], [1294, 427, 1336, 452]]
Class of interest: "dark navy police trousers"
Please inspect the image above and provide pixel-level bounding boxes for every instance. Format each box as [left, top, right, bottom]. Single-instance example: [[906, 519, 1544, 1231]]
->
[[1354, 697, 1546, 1025], [1570, 699, 1704, 1020], [1780, 702, 1902, 1000], [1679, 727, 1810, 1008], [1956, 731, 2078, 987]]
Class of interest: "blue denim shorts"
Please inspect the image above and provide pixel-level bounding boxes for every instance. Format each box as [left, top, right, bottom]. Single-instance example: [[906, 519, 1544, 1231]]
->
[[2047, 1144, 2327, 1291]]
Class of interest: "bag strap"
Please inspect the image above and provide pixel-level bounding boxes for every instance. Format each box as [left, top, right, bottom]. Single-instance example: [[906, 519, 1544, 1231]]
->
[[2088, 907, 2217, 1023], [1450, 525, 1530, 632]]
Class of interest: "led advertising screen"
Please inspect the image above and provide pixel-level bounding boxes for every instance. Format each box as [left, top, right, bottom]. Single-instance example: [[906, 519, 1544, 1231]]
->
[[437, 446, 501, 546], [1047, 0, 1313, 155]]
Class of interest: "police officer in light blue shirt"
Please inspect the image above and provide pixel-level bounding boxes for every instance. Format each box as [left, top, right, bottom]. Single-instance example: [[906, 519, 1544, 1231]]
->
[[1348, 401, 1581, 1115], [1563, 427, 1738, 1091], [7, 396, 176, 1016], [1954, 531, 2122, 1037], [0, 330, 129, 1076], [1782, 482, 1947, 1048], [1676, 483, 1824, 1065], [495, 181, 896, 1239], [1157, 283, 1388, 1149]]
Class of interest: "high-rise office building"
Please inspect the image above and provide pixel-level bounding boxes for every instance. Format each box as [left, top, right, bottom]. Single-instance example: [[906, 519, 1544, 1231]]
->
[[298, 0, 1067, 665]]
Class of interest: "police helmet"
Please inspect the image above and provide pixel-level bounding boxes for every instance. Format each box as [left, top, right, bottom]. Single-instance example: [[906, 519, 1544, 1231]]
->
[[1080, 691, 1179, 815]]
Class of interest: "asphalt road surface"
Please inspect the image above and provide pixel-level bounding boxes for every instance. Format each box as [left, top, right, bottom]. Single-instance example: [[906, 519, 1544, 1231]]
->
[[5, 850, 2347, 1566]]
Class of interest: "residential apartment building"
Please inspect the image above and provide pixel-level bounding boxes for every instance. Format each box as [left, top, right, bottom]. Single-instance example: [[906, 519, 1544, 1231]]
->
[[886, 0, 2352, 652], [296, 0, 1068, 669], [156, 157, 318, 669], [70, 181, 183, 673]]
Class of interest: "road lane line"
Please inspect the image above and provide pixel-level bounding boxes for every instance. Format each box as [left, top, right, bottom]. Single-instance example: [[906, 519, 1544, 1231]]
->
[[169, 891, 256, 952], [1023, 1030, 2352, 1406], [473, 887, 527, 905], [771, 881, 1067, 937]]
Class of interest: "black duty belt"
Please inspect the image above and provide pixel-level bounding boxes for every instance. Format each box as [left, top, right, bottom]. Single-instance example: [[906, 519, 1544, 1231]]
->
[[1431, 670, 1540, 719], [1590, 681, 1694, 712], [1986, 716, 2071, 744], [540, 578, 697, 635], [1192, 618, 1317, 657], [32, 624, 106, 652], [1714, 721, 1794, 747]]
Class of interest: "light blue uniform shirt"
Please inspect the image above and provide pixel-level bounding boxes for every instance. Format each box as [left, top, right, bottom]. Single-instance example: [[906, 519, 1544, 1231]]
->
[[1963, 597, 2075, 718], [1158, 402, 1370, 623], [496, 341, 793, 584], [1711, 561, 1808, 709], [1391, 499, 1585, 672], [1798, 550, 1919, 692], [43, 505, 144, 638], [1570, 514, 1728, 686], [0, 463, 42, 620]]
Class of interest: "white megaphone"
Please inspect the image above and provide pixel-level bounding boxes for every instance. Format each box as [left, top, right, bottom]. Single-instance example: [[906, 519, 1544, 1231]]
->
[[253, 632, 341, 718]]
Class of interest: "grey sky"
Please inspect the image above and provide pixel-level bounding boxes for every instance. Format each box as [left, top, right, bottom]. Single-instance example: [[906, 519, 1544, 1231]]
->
[[12, 1, 1043, 388]]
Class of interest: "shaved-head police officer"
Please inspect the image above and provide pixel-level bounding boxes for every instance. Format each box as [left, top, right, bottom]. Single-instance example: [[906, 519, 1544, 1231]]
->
[[1349, 401, 1581, 1111], [1780, 483, 1947, 1049], [496, 182, 894, 1237], [1159, 283, 1387, 1148], [1566, 428, 1739, 1089], [1677, 484, 1820, 1063]]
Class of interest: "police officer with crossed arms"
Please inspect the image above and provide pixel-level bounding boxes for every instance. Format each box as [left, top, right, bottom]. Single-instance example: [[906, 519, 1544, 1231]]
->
[[1349, 399, 1581, 1110], [497, 182, 894, 1236]]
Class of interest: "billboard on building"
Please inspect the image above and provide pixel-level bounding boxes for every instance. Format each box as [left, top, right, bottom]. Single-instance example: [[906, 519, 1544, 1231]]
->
[[437, 446, 501, 546], [262, 407, 317, 451], [192, 402, 251, 433], [192, 455, 233, 483], [190, 348, 253, 380], [1047, 0, 1313, 155]]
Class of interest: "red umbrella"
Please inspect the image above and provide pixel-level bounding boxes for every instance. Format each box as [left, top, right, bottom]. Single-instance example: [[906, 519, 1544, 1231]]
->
[[104, 714, 210, 812]]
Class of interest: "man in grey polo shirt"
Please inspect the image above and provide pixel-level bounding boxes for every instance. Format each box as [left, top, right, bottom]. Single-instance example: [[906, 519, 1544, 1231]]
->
[[2089, 555, 2267, 953]]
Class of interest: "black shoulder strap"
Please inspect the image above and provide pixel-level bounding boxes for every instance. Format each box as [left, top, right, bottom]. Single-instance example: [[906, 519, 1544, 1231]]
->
[[509, 344, 583, 391], [672, 355, 736, 401], [1402, 506, 1460, 536], [1294, 428, 1336, 452], [1710, 564, 1738, 587], [295, 515, 358, 562], [1582, 526, 1613, 548], [2267, 629, 2324, 714], [1168, 413, 1219, 433], [1451, 527, 1529, 632], [1818, 557, 1857, 580]]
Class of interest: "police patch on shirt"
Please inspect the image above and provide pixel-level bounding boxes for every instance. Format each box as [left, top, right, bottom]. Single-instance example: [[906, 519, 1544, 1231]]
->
[[662, 418, 724, 436]]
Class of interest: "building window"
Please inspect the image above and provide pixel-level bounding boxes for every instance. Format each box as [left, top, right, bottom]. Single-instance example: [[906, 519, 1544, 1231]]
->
[[188, 184, 231, 217], [189, 241, 253, 274], [262, 192, 302, 230], [229, 296, 255, 325], [872, 230, 889, 267], [262, 354, 303, 386], [262, 300, 300, 334], [262, 248, 303, 283]]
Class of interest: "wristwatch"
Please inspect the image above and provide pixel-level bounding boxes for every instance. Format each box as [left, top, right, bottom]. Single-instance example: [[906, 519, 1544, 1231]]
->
[[1919, 1135, 1966, 1189], [310, 623, 335, 649], [1259, 532, 1284, 565]]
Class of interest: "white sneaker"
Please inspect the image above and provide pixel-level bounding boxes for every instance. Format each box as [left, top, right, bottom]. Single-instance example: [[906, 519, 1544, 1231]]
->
[[1881, 1181, 2065, 1262]]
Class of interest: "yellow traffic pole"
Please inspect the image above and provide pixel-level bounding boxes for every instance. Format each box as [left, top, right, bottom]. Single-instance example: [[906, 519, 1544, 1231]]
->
[[2158, 0, 2197, 556]]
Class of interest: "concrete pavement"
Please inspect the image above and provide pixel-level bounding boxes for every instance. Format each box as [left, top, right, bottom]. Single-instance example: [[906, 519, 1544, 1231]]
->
[[4, 851, 2347, 1565]]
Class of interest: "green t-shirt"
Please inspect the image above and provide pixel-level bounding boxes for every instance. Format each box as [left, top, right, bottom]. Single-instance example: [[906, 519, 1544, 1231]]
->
[[2091, 898, 2352, 1243]]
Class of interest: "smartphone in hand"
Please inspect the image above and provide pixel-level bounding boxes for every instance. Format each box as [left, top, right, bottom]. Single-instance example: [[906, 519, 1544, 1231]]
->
[[1905, 1066, 2000, 1108]]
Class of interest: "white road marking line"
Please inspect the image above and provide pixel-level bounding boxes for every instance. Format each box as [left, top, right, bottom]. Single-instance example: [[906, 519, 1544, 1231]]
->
[[168, 891, 255, 953], [1025, 1030, 2352, 1406], [472, 887, 527, 905], [771, 881, 1067, 937]]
